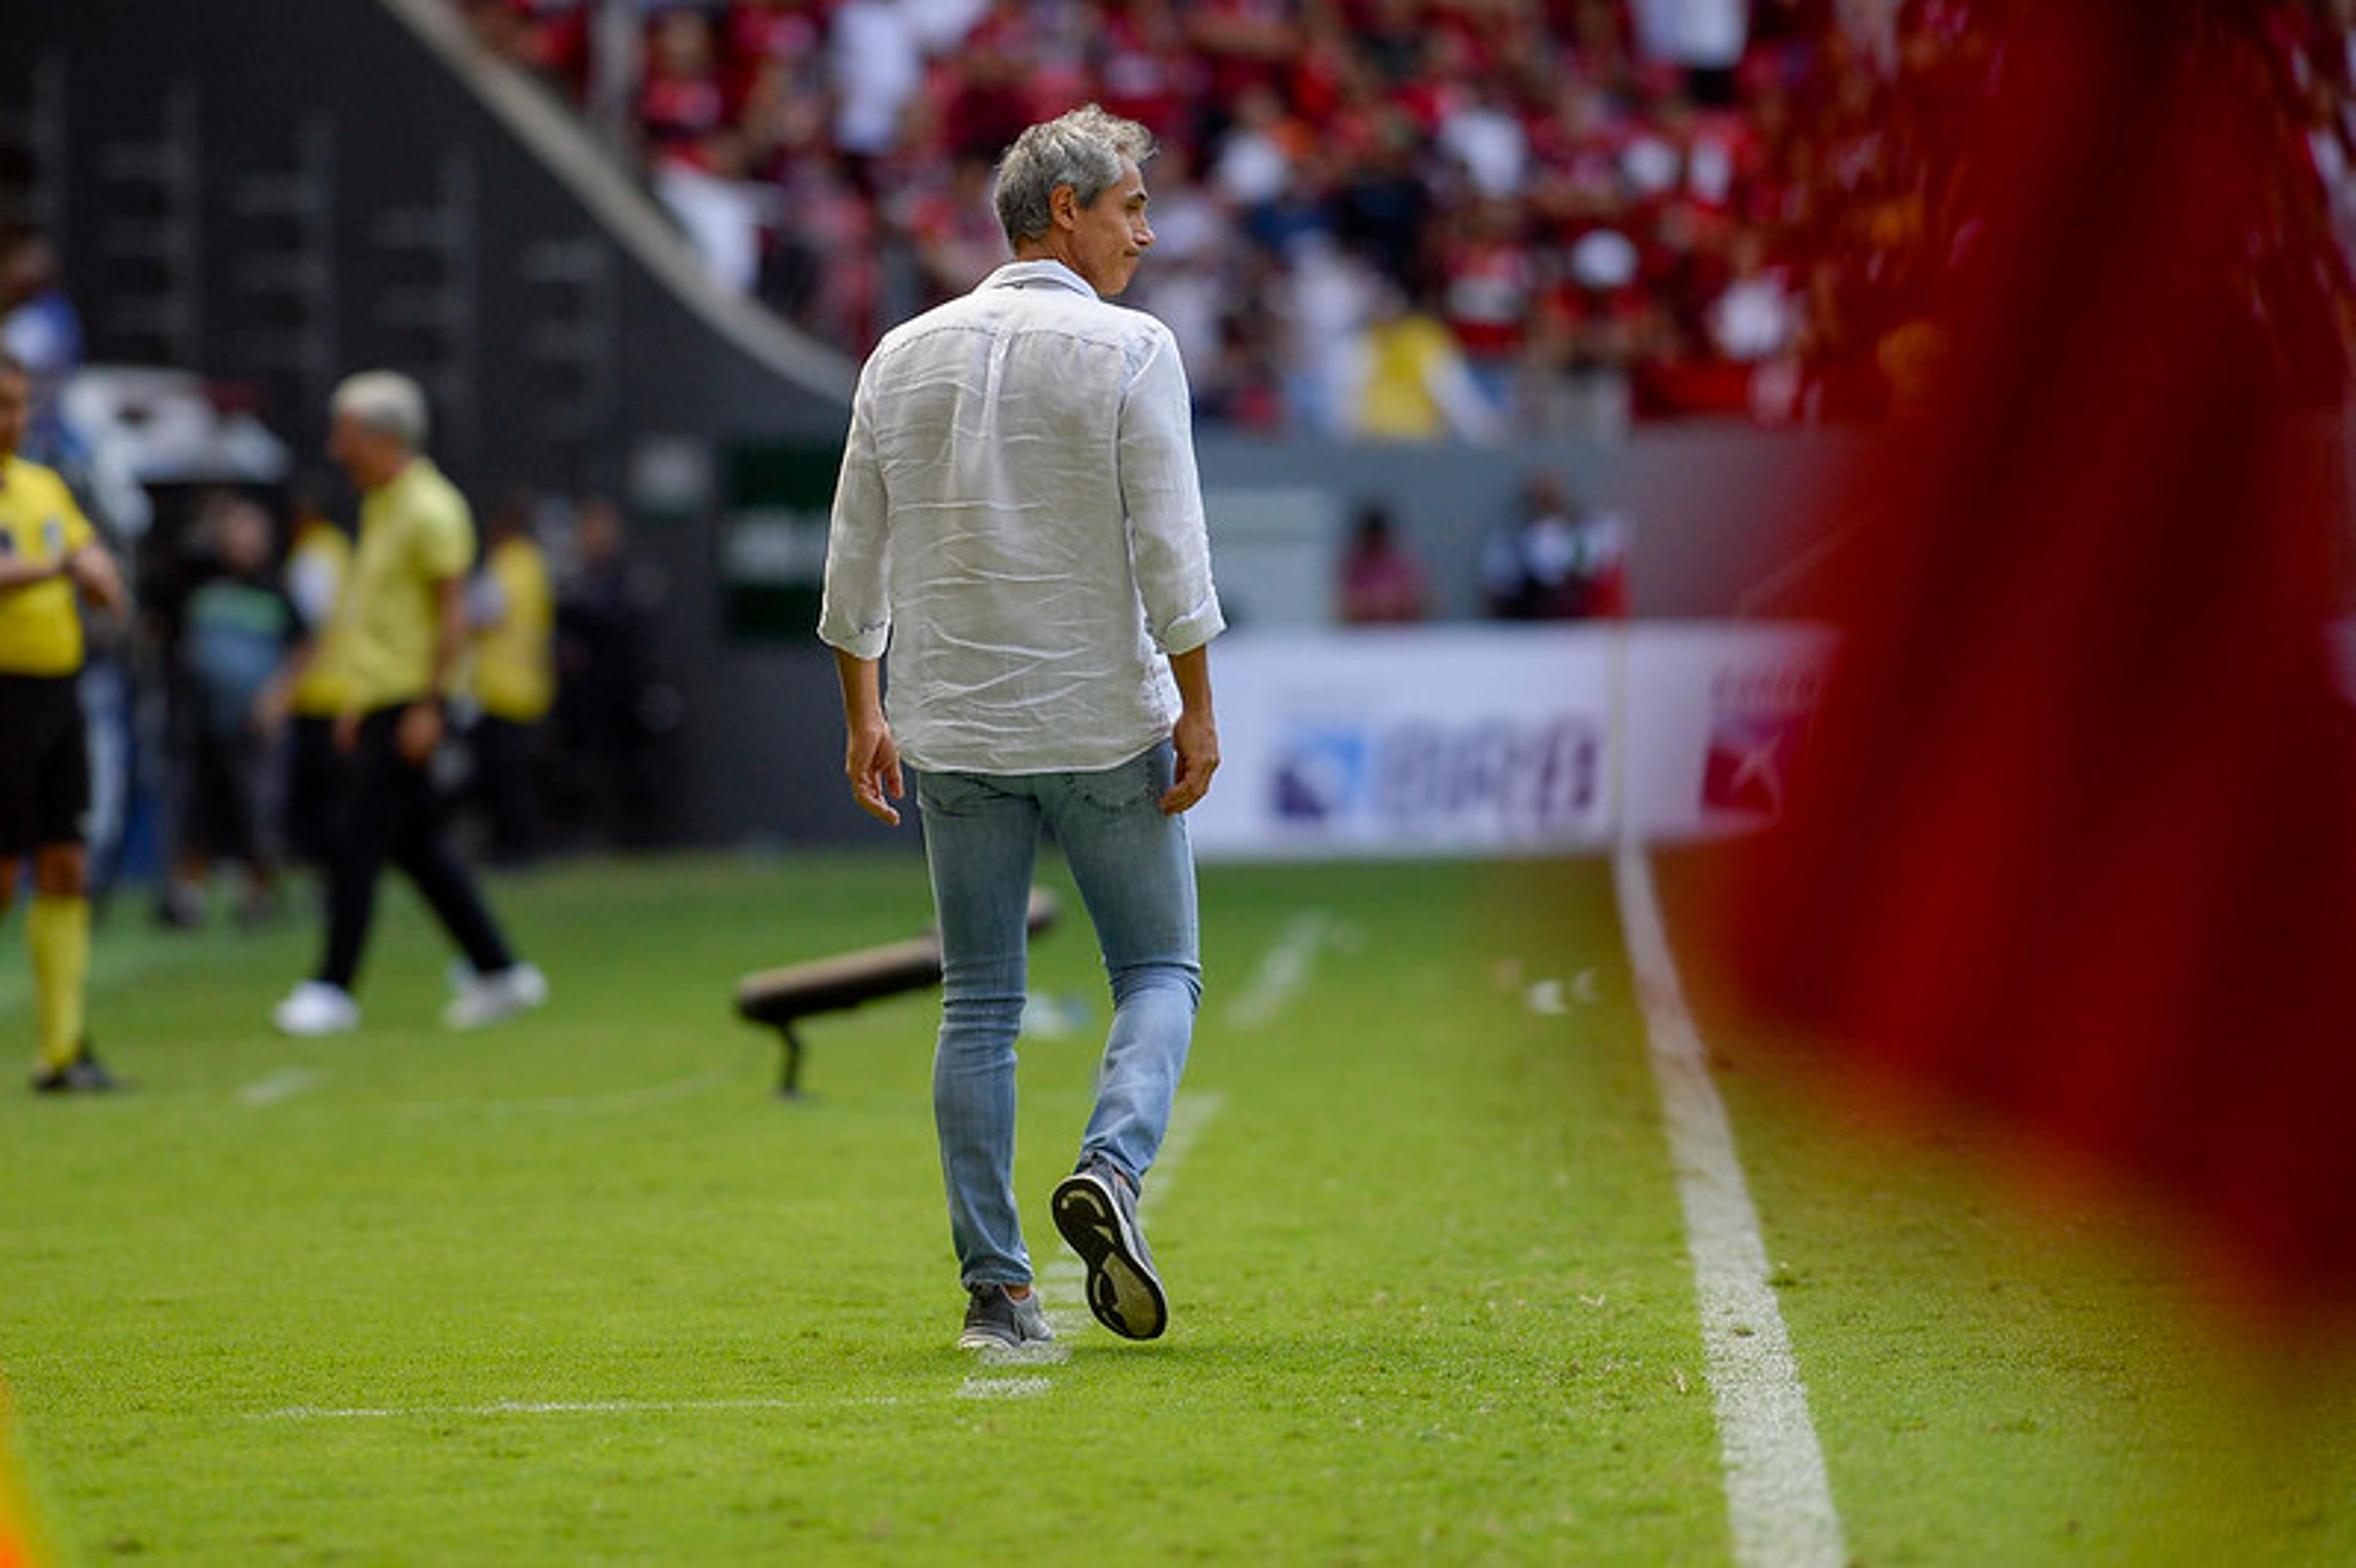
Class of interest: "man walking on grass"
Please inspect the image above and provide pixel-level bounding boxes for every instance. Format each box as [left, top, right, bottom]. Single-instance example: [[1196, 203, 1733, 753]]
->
[[819, 105, 1223, 1351], [271, 371, 545, 1037]]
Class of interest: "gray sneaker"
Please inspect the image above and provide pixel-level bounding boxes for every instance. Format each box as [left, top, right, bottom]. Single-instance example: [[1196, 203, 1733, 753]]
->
[[958, 1284, 1055, 1352], [1051, 1157, 1168, 1340]]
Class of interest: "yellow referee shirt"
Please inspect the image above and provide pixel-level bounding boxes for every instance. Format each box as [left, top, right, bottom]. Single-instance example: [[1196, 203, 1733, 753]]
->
[[0, 454, 96, 677], [335, 456, 475, 712], [285, 518, 356, 719], [468, 535, 555, 723]]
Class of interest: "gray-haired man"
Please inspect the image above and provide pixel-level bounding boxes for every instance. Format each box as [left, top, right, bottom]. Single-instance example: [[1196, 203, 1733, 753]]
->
[[272, 372, 545, 1037], [818, 106, 1224, 1351]]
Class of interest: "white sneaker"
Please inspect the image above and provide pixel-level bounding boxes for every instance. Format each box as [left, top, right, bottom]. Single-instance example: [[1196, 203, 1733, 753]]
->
[[443, 961, 548, 1030], [273, 981, 360, 1037]]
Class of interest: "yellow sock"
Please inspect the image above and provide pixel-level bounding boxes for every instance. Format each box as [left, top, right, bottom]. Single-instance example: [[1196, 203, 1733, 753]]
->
[[27, 893, 90, 1072]]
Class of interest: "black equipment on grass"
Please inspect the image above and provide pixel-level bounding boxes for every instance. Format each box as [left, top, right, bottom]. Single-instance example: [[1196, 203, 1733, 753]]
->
[[734, 888, 1061, 1097]]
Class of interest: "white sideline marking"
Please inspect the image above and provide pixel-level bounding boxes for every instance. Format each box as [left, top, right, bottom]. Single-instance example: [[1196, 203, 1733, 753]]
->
[[956, 1375, 1052, 1401], [252, 1397, 894, 1421], [1613, 841, 1846, 1568], [238, 1067, 322, 1107], [1139, 1089, 1223, 1220], [382, 1069, 731, 1118], [1225, 911, 1333, 1028]]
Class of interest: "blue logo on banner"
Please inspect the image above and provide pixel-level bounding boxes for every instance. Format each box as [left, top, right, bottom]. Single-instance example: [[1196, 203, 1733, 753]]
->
[[1273, 729, 1368, 823], [1271, 718, 1598, 837]]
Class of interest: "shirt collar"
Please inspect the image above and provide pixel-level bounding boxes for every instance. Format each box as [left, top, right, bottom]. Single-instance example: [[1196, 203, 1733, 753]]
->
[[981, 259, 1099, 301]]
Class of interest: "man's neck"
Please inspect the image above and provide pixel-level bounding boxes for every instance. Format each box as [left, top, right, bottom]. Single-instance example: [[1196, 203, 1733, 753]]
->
[[366, 452, 419, 492], [1012, 240, 1079, 274]]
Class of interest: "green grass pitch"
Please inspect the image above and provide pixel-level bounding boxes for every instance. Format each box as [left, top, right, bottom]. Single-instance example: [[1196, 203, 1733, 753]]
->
[[2, 851, 2351, 1564]]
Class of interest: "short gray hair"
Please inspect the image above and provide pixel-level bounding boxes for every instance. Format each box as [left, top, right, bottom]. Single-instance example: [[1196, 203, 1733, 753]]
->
[[993, 104, 1155, 248], [330, 370, 430, 450]]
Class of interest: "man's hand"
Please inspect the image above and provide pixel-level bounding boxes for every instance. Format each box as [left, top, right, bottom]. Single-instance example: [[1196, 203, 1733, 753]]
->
[[64, 545, 128, 613], [833, 648, 904, 826], [396, 700, 444, 765], [1160, 645, 1219, 815], [846, 718, 904, 826], [1160, 707, 1219, 815]]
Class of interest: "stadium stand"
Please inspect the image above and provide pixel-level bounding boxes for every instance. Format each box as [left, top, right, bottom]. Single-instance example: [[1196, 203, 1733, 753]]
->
[[450, 0, 2356, 435]]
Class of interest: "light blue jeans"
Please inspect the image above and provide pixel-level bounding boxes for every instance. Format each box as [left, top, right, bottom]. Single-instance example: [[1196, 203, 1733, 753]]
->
[[913, 741, 1203, 1289]]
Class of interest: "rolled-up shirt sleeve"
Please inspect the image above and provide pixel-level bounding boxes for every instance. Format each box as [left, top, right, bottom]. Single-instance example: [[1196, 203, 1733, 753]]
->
[[817, 375, 893, 660], [1118, 326, 1225, 656]]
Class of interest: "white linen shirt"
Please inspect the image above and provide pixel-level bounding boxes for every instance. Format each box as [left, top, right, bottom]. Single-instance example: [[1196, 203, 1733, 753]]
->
[[818, 259, 1225, 775]]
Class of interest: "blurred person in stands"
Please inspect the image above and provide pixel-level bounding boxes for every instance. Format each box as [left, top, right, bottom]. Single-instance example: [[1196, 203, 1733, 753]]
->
[[1479, 468, 1629, 620], [1336, 499, 1430, 624], [276, 482, 355, 876], [1350, 277, 1506, 443], [820, 105, 1224, 1353], [461, 492, 555, 867], [0, 235, 83, 467], [0, 352, 128, 1093], [640, 8, 765, 292], [554, 496, 661, 849], [156, 494, 302, 930], [270, 372, 545, 1037]]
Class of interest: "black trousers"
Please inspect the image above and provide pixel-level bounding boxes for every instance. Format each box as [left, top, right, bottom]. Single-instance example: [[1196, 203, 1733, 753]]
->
[[318, 707, 515, 991], [469, 715, 539, 864]]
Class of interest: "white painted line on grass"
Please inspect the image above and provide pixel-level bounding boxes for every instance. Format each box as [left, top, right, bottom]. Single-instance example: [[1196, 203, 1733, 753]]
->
[[237, 1068, 323, 1107], [382, 1068, 731, 1118], [1139, 1088, 1224, 1221], [955, 1375, 1053, 1401], [1225, 911, 1333, 1028], [1613, 840, 1846, 1568]]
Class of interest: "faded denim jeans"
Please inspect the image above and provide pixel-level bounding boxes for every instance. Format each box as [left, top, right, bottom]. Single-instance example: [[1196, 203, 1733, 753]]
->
[[912, 741, 1202, 1289]]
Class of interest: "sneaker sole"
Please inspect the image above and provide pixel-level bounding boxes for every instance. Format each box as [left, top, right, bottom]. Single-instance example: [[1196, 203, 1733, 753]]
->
[[1050, 1173, 1168, 1340]]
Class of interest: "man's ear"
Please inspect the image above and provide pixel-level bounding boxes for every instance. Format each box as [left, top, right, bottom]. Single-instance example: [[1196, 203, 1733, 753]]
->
[[1049, 183, 1079, 231]]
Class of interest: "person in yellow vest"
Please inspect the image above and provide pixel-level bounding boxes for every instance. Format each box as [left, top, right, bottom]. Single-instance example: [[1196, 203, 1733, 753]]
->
[[1350, 279, 1505, 444], [272, 483, 356, 872], [269, 371, 545, 1036], [0, 352, 128, 1093], [461, 493, 555, 865]]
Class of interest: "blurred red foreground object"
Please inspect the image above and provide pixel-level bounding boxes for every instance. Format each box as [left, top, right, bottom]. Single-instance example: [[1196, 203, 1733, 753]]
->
[[1719, 0, 2356, 1309]]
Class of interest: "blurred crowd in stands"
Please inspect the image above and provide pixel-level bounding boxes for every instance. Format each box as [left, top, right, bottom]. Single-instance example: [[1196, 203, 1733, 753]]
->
[[456, 0, 2356, 435], [5, 229, 669, 912], [135, 478, 670, 926]]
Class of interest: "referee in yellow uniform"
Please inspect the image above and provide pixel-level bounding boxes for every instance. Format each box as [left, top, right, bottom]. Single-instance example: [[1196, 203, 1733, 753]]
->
[[271, 371, 545, 1036], [277, 486, 355, 870], [0, 352, 128, 1092], [462, 496, 555, 865]]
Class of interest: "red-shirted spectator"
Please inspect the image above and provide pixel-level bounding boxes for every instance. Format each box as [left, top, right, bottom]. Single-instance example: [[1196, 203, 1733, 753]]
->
[[722, 0, 830, 117], [639, 9, 729, 168], [1337, 501, 1431, 624], [1439, 197, 1539, 396], [1091, 0, 1199, 142]]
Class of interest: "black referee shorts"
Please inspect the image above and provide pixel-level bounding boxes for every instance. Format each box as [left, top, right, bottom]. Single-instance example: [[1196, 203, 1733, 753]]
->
[[0, 672, 90, 857]]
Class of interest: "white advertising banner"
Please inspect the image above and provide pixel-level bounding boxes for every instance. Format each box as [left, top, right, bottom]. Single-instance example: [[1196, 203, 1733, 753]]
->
[[1190, 622, 1836, 861], [1187, 627, 1614, 860], [1622, 621, 1838, 844]]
